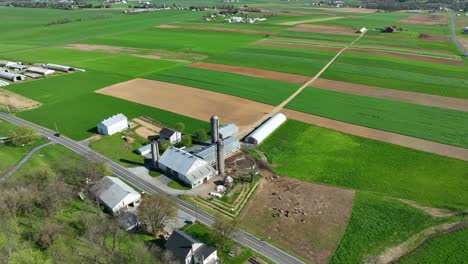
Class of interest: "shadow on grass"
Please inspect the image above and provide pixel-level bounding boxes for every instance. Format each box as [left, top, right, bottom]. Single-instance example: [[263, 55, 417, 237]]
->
[[119, 158, 144, 167]]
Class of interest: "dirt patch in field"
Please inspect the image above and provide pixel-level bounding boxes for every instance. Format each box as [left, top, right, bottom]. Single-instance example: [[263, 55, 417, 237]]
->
[[288, 24, 357, 35], [241, 176, 355, 264], [398, 199, 458, 217], [96, 78, 273, 129], [314, 7, 378, 13], [0, 88, 41, 112], [400, 14, 448, 25], [457, 37, 468, 50], [254, 40, 342, 51], [62, 44, 207, 62], [418, 33, 450, 42], [190, 62, 311, 83], [132, 117, 162, 139], [278, 16, 345, 26], [156, 24, 278, 35]]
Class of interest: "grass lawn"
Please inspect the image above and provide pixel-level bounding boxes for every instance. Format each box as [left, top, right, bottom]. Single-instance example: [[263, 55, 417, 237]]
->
[[0, 119, 17, 136], [397, 227, 468, 264], [89, 131, 148, 168], [259, 120, 468, 209], [167, 180, 191, 190], [286, 87, 468, 148], [330, 192, 443, 264], [146, 66, 298, 105]]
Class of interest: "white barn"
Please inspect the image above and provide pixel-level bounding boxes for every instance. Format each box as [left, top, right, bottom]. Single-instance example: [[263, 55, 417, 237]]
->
[[158, 147, 216, 188], [97, 113, 128, 136], [91, 176, 141, 216], [245, 113, 286, 145]]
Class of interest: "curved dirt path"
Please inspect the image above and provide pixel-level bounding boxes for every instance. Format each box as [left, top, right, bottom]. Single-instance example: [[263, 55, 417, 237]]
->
[[0, 141, 54, 184], [398, 199, 459, 218]]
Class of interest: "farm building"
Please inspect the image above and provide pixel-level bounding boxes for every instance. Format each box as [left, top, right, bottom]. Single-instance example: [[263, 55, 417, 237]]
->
[[219, 123, 239, 139], [44, 63, 75, 72], [8, 63, 28, 71], [357, 27, 367, 33], [27, 66, 55, 75], [195, 137, 241, 165], [97, 113, 128, 136], [0, 80, 8, 87], [166, 230, 218, 264], [245, 113, 287, 145], [464, 27, 468, 34], [383, 26, 397, 33], [159, 127, 182, 144], [0, 72, 25, 82], [136, 144, 152, 156], [158, 147, 216, 188], [90, 176, 141, 216]]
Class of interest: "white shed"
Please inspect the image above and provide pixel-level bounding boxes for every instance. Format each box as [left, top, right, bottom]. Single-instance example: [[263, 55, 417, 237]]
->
[[358, 27, 367, 33], [97, 113, 128, 136], [245, 113, 286, 145], [27, 66, 55, 75], [90, 176, 141, 216]]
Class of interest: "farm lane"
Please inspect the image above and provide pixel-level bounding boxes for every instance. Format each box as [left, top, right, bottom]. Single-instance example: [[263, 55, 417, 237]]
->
[[0, 141, 55, 184], [0, 112, 304, 264], [238, 31, 367, 138]]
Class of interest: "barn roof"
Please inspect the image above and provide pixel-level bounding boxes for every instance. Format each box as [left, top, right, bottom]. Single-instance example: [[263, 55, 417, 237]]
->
[[90, 176, 140, 210], [195, 137, 240, 164], [219, 123, 239, 139], [160, 127, 179, 138], [99, 113, 127, 127]]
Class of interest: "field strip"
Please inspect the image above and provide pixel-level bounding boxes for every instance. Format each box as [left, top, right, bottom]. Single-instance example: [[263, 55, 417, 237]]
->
[[282, 108, 468, 161], [278, 16, 345, 26], [287, 24, 357, 36], [190, 63, 468, 112], [156, 24, 279, 35], [254, 41, 463, 65]]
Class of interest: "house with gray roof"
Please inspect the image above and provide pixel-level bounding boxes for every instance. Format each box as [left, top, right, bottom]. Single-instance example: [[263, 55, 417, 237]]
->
[[194, 137, 240, 165], [166, 230, 218, 264], [90, 176, 141, 216], [158, 147, 216, 188]]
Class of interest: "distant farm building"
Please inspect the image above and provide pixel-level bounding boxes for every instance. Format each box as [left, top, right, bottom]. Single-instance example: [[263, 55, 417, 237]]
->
[[195, 137, 241, 165], [160, 127, 182, 144], [44, 63, 76, 72], [27, 66, 55, 76], [0, 71, 25, 82], [245, 113, 286, 145], [97, 113, 129, 136], [91, 176, 141, 216], [166, 230, 219, 264], [383, 26, 397, 33], [464, 27, 468, 34], [357, 27, 367, 33], [158, 147, 216, 188], [219, 123, 238, 139]]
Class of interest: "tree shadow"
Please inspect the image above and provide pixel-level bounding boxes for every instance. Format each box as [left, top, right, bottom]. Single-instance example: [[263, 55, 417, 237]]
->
[[119, 158, 144, 166]]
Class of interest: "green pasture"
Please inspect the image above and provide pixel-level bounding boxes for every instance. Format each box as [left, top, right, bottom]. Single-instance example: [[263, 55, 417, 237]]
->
[[173, 21, 289, 33], [322, 62, 468, 99], [358, 35, 459, 53], [0, 119, 17, 136], [397, 227, 468, 264], [0, 139, 48, 177], [204, 45, 336, 76], [146, 66, 298, 105], [330, 192, 443, 264], [278, 31, 358, 43], [84, 28, 262, 55], [259, 120, 468, 209], [287, 87, 468, 148]]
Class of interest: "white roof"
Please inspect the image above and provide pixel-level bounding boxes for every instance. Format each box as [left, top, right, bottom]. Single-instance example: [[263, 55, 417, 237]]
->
[[91, 176, 140, 211], [100, 113, 127, 127], [159, 147, 215, 183], [245, 113, 286, 145], [219, 123, 239, 138]]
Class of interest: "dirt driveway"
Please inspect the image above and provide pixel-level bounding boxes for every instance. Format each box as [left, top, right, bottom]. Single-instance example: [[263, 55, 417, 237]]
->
[[96, 78, 273, 129], [241, 176, 355, 264]]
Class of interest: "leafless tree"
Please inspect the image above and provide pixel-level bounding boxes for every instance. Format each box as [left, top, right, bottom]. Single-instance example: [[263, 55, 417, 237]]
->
[[36, 220, 64, 249], [212, 216, 238, 251], [139, 193, 177, 237]]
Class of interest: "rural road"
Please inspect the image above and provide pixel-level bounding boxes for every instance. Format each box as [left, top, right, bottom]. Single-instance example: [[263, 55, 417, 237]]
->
[[0, 141, 55, 184], [0, 112, 304, 264], [449, 13, 468, 57], [238, 31, 367, 138]]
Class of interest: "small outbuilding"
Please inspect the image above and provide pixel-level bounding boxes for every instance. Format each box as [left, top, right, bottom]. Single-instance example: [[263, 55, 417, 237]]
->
[[357, 27, 367, 33], [219, 123, 239, 139], [159, 127, 182, 144], [97, 113, 128, 136], [44, 63, 75, 72], [165, 230, 219, 264], [90, 176, 141, 216], [245, 113, 286, 145], [27, 66, 55, 76], [136, 144, 152, 156], [158, 147, 216, 188]]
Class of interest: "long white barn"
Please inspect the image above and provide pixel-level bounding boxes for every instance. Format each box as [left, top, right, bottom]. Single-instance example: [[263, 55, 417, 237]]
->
[[245, 113, 286, 145]]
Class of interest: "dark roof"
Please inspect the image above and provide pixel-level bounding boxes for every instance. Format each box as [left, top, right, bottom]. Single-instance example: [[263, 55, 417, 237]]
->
[[160, 127, 178, 138], [165, 230, 216, 263], [118, 212, 138, 230]]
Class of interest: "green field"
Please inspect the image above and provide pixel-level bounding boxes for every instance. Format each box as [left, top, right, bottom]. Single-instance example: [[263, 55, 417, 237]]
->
[[204, 45, 336, 76], [278, 31, 358, 43], [397, 227, 468, 264], [146, 66, 298, 105], [287, 87, 468, 148], [330, 192, 442, 264], [259, 120, 468, 209]]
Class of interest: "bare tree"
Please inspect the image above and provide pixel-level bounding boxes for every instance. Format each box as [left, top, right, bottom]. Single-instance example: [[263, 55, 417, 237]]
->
[[139, 193, 177, 237], [36, 220, 64, 249], [212, 216, 237, 251]]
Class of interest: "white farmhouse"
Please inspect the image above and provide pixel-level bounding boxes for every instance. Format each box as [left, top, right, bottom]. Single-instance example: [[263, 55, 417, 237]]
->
[[158, 147, 216, 188], [160, 127, 182, 144], [97, 113, 128, 136], [91, 176, 141, 216], [166, 230, 219, 264]]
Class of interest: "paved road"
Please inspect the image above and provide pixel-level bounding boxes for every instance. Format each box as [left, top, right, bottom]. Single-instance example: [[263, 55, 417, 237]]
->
[[0, 112, 304, 264], [449, 13, 468, 57], [0, 141, 55, 183]]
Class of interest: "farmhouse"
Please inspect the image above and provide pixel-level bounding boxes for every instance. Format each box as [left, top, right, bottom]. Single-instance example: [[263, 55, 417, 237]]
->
[[27, 66, 55, 76], [219, 123, 239, 139], [97, 113, 128, 136], [90, 176, 141, 216], [158, 147, 216, 188], [195, 137, 241, 165], [159, 127, 182, 144], [166, 230, 219, 264], [245, 113, 287, 145]]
